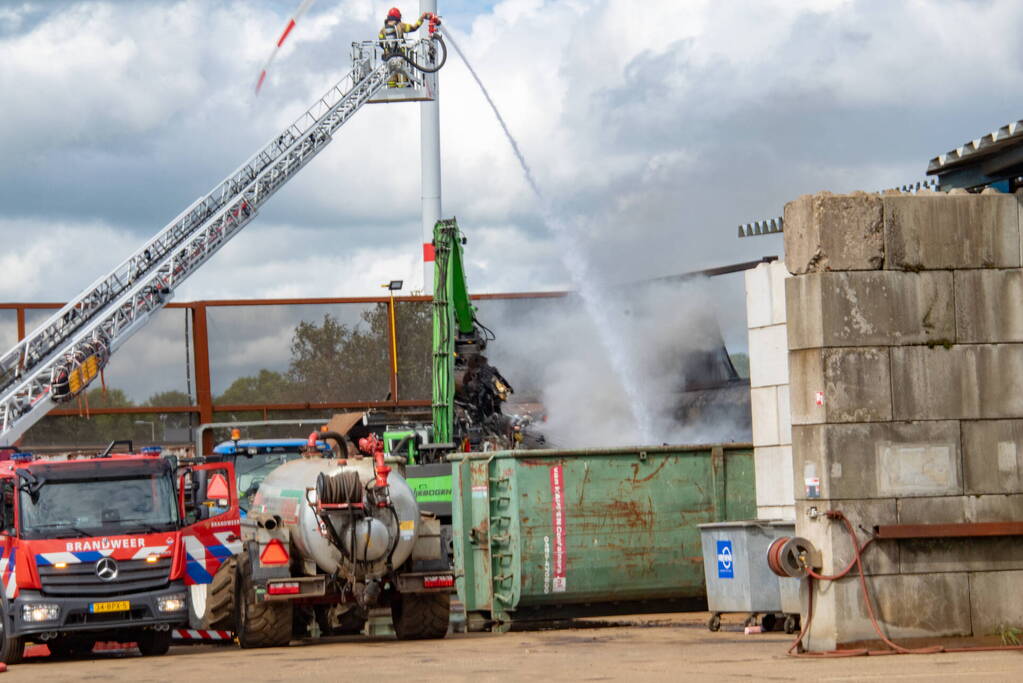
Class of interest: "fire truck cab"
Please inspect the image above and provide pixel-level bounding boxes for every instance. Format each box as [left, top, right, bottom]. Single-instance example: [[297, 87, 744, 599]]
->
[[0, 446, 238, 663]]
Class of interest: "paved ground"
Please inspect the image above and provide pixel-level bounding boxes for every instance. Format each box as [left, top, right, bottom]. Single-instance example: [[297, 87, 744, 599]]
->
[[4, 613, 1023, 681]]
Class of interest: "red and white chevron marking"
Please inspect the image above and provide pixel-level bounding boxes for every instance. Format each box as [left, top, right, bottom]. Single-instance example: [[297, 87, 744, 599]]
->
[[0, 552, 17, 599], [256, 0, 318, 94], [173, 629, 234, 641]]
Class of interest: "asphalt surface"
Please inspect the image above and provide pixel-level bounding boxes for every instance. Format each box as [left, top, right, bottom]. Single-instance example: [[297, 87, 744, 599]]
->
[[4, 613, 1022, 681]]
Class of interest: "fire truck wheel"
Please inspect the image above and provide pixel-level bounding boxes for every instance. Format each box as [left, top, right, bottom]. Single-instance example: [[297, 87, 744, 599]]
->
[[201, 556, 238, 631], [48, 637, 95, 659], [235, 552, 292, 649], [137, 629, 172, 656], [188, 584, 209, 630], [392, 592, 450, 641], [0, 611, 23, 665]]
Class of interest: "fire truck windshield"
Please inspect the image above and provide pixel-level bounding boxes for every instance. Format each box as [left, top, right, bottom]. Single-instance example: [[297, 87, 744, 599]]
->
[[18, 474, 178, 539]]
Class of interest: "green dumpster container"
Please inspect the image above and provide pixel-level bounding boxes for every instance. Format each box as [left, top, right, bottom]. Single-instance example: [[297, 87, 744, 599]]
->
[[450, 444, 756, 630]]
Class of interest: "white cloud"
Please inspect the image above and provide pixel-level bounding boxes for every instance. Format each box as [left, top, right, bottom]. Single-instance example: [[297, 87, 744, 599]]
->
[[0, 218, 136, 300], [2, 0, 1022, 354]]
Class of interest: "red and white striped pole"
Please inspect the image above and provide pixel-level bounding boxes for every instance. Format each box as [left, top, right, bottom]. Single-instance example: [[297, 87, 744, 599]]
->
[[255, 0, 318, 94]]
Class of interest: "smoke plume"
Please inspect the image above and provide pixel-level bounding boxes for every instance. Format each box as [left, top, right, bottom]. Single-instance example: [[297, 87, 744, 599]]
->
[[482, 278, 751, 448]]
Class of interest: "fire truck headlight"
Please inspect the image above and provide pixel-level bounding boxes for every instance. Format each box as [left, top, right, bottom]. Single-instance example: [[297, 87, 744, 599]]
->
[[157, 593, 187, 613], [22, 603, 60, 622]]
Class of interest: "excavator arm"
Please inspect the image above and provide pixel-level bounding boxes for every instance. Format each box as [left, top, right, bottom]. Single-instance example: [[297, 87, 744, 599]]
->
[[430, 219, 513, 453]]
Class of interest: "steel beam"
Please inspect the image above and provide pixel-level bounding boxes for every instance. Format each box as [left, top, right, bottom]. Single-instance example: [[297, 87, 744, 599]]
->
[[874, 522, 1023, 539], [191, 304, 215, 454]]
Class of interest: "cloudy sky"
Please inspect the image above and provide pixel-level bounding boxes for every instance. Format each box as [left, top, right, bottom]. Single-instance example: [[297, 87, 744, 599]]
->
[[2, 0, 1021, 401]]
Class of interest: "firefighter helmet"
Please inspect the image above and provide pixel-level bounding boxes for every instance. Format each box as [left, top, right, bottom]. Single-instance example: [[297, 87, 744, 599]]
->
[[387, 7, 402, 20]]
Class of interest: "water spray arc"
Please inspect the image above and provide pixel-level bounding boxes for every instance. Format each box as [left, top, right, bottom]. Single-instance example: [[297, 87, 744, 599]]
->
[[247, 3, 658, 441], [443, 31, 656, 443]]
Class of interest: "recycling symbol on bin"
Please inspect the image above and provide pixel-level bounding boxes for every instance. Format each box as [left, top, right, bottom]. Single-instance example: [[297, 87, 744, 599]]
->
[[719, 545, 732, 570]]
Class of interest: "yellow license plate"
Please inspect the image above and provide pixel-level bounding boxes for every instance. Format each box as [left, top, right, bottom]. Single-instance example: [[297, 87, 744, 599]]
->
[[90, 600, 130, 614]]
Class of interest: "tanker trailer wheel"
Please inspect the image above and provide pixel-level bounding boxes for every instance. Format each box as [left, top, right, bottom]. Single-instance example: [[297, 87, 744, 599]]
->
[[235, 552, 293, 648], [202, 555, 238, 631], [391, 592, 450, 641]]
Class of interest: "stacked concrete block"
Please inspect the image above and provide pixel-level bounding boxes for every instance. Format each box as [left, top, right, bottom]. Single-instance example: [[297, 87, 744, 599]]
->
[[783, 189, 1023, 650], [744, 261, 794, 520]]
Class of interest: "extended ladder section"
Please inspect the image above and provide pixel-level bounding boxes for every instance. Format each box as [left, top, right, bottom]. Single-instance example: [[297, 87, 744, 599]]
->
[[0, 39, 438, 446]]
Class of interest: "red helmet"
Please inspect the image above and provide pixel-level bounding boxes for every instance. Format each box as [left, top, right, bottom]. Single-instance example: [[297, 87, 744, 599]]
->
[[387, 7, 402, 20]]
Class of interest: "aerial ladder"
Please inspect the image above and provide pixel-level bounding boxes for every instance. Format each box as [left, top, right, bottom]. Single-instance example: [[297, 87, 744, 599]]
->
[[0, 30, 447, 446]]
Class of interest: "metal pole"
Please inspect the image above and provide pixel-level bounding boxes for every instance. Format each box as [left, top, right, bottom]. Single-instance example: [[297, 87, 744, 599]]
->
[[191, 304, 215, 454], [420, 0, 441, 295], [387, 290, 399, 401], [16, 307, 25, 372]]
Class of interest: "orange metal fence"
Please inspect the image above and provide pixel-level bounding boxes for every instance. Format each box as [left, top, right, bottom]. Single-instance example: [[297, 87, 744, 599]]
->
[[0, 259, 768, 451], [0, 293, 567, 451]]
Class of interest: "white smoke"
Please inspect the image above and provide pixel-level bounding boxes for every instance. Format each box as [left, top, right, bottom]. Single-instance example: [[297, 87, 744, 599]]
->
[[483, 278, 749, 448]]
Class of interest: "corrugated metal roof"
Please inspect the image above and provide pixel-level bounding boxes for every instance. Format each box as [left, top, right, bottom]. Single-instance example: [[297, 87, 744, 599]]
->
[[927, 119, 1023, 174]]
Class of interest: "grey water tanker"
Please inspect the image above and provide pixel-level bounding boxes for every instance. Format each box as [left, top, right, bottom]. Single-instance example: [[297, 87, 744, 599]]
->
[[207, 435, 454, 649]]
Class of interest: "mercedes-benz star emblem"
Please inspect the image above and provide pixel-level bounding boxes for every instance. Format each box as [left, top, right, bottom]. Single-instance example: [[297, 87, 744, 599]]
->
[[96, 557, 119, 582]]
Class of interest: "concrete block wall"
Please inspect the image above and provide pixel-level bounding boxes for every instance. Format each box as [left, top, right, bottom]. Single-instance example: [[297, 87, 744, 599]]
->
[[744, 261, 794, 520], [784, 189, 1023, 650]]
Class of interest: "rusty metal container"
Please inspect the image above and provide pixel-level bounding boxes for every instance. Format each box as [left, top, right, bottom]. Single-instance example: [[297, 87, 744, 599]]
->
[[449, 444, 756, 630]]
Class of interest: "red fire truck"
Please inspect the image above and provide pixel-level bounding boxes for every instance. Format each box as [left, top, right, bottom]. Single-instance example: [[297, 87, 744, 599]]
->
[[0, 444, 238, 663]]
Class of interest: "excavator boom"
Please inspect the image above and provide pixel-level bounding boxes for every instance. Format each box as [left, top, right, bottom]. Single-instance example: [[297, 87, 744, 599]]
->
[[430, 219, 513, 451]]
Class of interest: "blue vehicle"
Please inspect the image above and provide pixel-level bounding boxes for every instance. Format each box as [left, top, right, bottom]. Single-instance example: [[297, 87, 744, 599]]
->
[[209, 439, 332, 515]]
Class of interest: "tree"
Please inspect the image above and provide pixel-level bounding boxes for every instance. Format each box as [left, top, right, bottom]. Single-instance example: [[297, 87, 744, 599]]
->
[[24, 387, 137, 447], [392, 301, 432, 400], [207, 302, 433, 410], [146, 390, 194, 433], [215, 369, 298, 405], [146, 390, 191, 407], [287, 307, 396, 402]]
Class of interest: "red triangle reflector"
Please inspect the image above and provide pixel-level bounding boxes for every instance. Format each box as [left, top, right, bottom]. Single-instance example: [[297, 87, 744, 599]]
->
[[207, 473, 230, 500], [260, 539, 289, 566]]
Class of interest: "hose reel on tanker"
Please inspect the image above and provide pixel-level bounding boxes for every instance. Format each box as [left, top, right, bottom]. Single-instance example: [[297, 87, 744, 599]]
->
[[314, 468, 398, 567], [256, 450, 421, 590]]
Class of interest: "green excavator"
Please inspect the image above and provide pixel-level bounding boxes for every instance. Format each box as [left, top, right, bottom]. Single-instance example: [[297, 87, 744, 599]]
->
[[430, 218, 515, 451], [385, 218, 530, 532]]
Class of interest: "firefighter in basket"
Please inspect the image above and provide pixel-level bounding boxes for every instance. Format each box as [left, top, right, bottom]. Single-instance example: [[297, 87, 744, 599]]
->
[[379, 6, 427, 86]]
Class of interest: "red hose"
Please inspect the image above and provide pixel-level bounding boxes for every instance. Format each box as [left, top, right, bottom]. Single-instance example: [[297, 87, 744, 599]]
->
[[788, 510, 1023, 657]]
